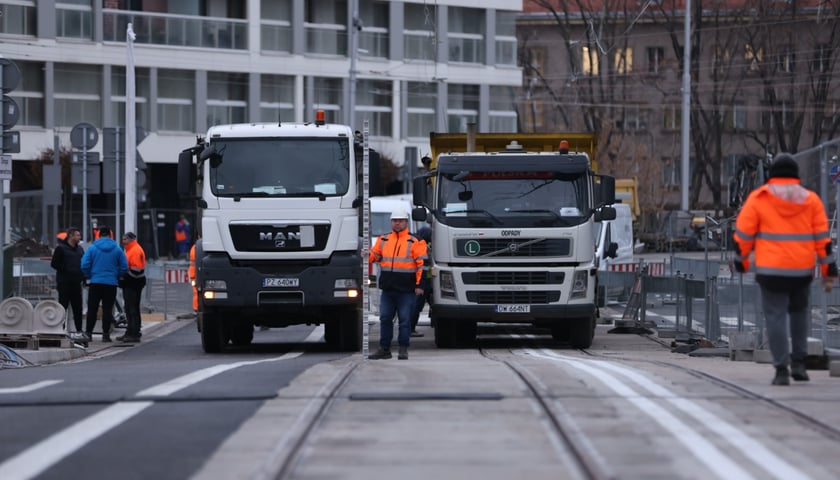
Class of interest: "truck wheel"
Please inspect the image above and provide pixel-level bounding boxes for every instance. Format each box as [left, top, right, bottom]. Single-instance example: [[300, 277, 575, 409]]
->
[[568, 315, 595, 349], [200, 310, 226, 353], [434, 317, 457, 348], [325, 308, 361, 352], [456, 321, 477, 347], [230, 322, 254, 346], [550, 323, 569, 341]]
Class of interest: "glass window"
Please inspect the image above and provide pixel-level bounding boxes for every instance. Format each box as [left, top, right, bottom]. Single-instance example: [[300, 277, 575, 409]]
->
[[305, 0, 348, 55], [261, 0, 292, 52], [406, 82, 436, 139], [404, 3, 436, 61], [0, 1, 37, 36], [614, 48, 632, 74], [495, 11, 517, 66], [647, 47, 664, 74], [54, 63, 101, 127], [158, 69, 194, 132], [489, 86, 516, 133], [582, 46, 599, 76], [262, 0, 291, 20], [447, 84, 479, 133], [207, 71, 248, 126], [56, 1, 93, 39], [9, 61, 44, 126], [308, 77, 342, 124], [448, 7, 484, 64], [261, 74, 295, 123], [355, 79, 391, 137]]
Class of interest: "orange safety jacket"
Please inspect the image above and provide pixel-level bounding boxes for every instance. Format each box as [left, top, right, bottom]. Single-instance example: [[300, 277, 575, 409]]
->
[[734, 178, 834, 280], [369, 229, 425, 292], [124, 239, 147, 278]]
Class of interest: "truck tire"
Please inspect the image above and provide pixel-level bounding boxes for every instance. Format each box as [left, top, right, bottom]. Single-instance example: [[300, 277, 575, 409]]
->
[[200, 310, 226, 353], [325, 308, 361, 352], [568, 315, 595, 349], [456, 321, 477, 347], [230, 322, 254, 346], [550, 323, 569, 341], [434, 317, 457, 348]]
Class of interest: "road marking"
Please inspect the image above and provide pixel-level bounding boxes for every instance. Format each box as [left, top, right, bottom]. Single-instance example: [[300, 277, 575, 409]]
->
[[527, 349, 812, 480], [0, 324, 324, 480], [524, 348, 757, 480], [0, 380, 62, 394]]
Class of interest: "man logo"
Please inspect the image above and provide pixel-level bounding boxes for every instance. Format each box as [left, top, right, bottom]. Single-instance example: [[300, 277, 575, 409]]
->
[[260, 231, 300, 248]]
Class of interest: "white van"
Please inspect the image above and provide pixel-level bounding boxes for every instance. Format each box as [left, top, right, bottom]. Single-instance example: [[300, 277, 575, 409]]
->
[[369, 194, 422, 237]]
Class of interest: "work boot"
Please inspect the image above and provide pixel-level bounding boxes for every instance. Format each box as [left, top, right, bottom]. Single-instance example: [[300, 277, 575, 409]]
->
[[772, 366, 790, 386], [368, 349, 392, 360], [101, 333, 112, 343], [121, 335, 141, 343], [398, 346, 408, 360], [410, 331, 424, 337], [791, 361, 810, 382]]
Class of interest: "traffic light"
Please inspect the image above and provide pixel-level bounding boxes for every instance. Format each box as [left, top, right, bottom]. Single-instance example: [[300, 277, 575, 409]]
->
[[1, 58, 21, 155]]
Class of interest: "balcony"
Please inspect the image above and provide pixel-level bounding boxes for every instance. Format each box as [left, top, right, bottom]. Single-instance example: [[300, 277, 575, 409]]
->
[[404, 29, 436, 61], [261, 20, 293, 53], [358, 27, 388, 59], [103, 9, 247, 50], [448, 33, 484, 65]]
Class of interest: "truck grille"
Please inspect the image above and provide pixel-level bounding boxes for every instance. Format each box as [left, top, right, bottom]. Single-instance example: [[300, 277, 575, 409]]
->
[[455, 238, 571, 257], [462, 271, 563, 285], [466, 291, 561, 304], [229, 224, 330, 252]]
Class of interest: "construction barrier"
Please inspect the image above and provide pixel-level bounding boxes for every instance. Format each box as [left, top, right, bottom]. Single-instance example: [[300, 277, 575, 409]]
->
[[0, 297, 35, 335], [33, 300, 66, 335]]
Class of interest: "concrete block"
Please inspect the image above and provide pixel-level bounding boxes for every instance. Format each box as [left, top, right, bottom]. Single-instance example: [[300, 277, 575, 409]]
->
[[730, 350, 754, 362], [806, 337, 824, 356], [753, 349, 774, 364], [729, 332, 755, 350], [830, 360, 840, 377]]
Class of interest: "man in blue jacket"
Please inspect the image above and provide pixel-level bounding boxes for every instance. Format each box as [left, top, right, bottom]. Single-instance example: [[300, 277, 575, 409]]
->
[[81, 226, 128, 342]]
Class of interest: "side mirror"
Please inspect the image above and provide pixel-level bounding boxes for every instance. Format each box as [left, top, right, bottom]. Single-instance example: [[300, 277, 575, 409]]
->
[[412, 206, 427, 222], [177, 151, 195, 197], [595, 206, 616, 221], [596, 175, 616, 206], [413, 176, 429, 206]]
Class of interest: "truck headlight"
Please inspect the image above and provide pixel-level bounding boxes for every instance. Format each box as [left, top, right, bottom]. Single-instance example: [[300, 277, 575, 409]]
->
[[570, 270, 588, 299], [204, 279, 227, 290], [334, 278, 360, 298], [440, 270, 454, 292]]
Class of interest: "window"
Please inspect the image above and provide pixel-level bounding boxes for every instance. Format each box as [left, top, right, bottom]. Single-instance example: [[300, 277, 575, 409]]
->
[[447, 84, 479, 133], [308, 77, 342, 124], [723, 103, 747, 130], [54, 63, 101, 127], [56, 0, 93, 39], [813, 44, 830, 74], [778, 47, 795, 74], [406, 82, 436, 139], [207, 72, 248, 126], [582, 46, 600, 76], [615, 106, 647, 131], [354, 79, 392, 137], [0, 1, 36, 36], [489, 86, 516, 133], [260, 74, 295, 123], [448, 7, 484, 64], [404, 3, 436, 61], [495, 11, 517, 66], [304, 0, 348, 55], [614, 48, 633, 75], [745, 44, 763, 72], [261, 0, 293, 52], [111, 67, 150, 128], [358, 0, 389, 59], [523, 48, 545, 84], [760, 102, 793, 130], [157, 69, 194, 132], [663, 105, 681, 130], [662, 158, 680, 187], [647, 47, 664, 74], [8, 61, 44, 126]]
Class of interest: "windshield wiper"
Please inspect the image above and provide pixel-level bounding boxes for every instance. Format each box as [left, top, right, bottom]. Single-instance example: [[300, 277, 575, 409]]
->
[[228, 191, 270, 199], [284, 191, 328, 201], [446, 209, 502, 225]]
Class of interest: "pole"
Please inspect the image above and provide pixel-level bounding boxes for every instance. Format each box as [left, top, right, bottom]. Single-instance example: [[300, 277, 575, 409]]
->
[[125, 23, 137, 234], [348, 0, 360, 128], [82, 126, 89, 244], [680, 0, 691, 211], [114, 128, 121, 240], [0, 61, 5, 298]]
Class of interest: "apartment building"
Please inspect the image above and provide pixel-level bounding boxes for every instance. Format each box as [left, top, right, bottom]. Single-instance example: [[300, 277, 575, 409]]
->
[[0, 0, 522, 248]]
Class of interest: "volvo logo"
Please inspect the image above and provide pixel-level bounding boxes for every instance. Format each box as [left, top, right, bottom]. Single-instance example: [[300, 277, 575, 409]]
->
[[508, 243, 519, 253]]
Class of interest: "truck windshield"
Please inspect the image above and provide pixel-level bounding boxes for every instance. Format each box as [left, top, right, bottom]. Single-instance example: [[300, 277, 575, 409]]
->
[[208, 137, 350, 197], [436, 171, 591, 228]]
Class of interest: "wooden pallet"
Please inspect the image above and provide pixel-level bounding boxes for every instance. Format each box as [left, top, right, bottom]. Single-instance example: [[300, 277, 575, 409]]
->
[[0, 334, 39, 350], [37, 334, 73, 348]]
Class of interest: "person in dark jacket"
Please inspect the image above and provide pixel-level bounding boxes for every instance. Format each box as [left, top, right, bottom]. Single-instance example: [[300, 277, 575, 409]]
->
[[81, 226, 128, 342], [50, 227, 85, 334], [411, 226, 433, 337], [368, 209, 425, 360]]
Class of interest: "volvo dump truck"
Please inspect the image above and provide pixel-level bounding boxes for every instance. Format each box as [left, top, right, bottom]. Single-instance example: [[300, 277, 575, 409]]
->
[[177, 114, 379, 353], [413, 132, 616, 348]]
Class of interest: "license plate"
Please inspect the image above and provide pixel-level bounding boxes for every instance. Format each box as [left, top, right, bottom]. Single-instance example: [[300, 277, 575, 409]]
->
[[496, 304, 530, 313], [262, 278, 299, 287]]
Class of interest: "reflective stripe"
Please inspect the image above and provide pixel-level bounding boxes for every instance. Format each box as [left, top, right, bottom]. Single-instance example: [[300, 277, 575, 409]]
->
[[387, 266, 418, 274], [754, 266, 816, 276], [814, 231, 830, 240], [734, 228, 755, 241], [755, 232, 821, 241], [818, 255, 834, 264], [734, 254, 748, 262]]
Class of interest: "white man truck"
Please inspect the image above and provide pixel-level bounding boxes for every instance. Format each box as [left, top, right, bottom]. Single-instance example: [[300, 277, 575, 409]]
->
[[412, 132, 616, 348], [177, 115, 380, 353]]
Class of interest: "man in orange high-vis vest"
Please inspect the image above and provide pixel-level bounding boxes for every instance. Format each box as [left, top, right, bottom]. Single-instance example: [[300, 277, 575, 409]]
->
[[368, 209, 425, 360], [189, 241, 198, 312], [734, 153, 837, 386], [117, 232, 146, 343]]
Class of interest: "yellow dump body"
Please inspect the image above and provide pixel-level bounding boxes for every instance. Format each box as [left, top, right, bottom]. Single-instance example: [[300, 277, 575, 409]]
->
[[428, 132, 599, 172]]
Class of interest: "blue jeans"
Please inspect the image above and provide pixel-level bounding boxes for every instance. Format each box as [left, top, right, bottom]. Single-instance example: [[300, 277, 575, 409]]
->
[[379, 289, 415, 350]]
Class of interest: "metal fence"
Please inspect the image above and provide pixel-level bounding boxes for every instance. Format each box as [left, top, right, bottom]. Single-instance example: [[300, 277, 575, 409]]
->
[[601, 256, 840, 350]]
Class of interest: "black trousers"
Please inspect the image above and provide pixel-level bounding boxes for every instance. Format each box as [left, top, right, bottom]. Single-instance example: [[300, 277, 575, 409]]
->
[[86, 284, 117, 336], [57, 280, 84, 332], [122, 285, 144, 337]]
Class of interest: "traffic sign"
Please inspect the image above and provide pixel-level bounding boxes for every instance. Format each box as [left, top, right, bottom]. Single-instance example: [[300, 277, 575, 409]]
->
[[1, 96, 19, 127], [0, 59, 21, 92], [830, 164, 840, 185], [70, 122, 98, 150], [71, 151, 99, 164], [71, 159, 101, 194], [0, 154, 12, 180], [2, 131, 20, 153]]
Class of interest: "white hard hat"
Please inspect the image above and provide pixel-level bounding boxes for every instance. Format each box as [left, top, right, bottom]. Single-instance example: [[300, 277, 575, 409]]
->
[[390, 208, 410, 220]]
